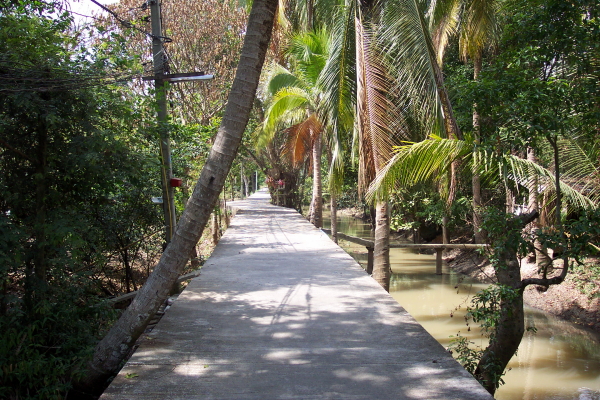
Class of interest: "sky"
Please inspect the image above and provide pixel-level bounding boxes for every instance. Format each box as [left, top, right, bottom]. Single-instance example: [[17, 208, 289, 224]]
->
[[66, 0, 115, 24]]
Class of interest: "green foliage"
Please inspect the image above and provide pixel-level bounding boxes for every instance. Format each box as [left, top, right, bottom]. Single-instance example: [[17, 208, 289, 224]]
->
[[388, 186, 470, 233], [466, 285, 520, 337], [480, 208, 531, 266], [0, 3, 166, 398], [447, 334, 483, 375], [447, 284, 519, 390], [0, 281, 117, 399], [539, 209, 600, 298]]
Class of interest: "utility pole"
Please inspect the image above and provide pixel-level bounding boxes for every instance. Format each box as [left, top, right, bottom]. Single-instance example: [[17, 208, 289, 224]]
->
[[146, 0, 213, 245], [150, 0, 176, 244]]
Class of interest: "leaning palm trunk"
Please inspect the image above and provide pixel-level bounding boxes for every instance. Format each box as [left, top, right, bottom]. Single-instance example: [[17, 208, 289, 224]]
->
[[77, 0, 278, 392], [355, 12, 393, 292]]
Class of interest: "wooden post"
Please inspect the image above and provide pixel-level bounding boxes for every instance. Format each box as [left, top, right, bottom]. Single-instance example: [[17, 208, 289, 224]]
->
[[366, 246, 374, 275], [435, 248, 443, 275]]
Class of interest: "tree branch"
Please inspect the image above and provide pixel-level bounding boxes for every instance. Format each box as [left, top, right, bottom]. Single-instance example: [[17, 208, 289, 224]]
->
[[0, 138, 34, 163], [240, 144, 269, 175]]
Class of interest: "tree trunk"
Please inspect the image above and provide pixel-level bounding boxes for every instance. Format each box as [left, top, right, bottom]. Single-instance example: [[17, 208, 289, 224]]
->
[[182, 171, 201, 269], [330, 192, 338, 244], [243, 174, 249, 198], [474, 210, 539, 395], [33, 124, 48, 283], [472, 56, 486, 244], [309, 135, 323, 228], [77, 0, 278, 392], [474, 252, 524, 395], [372, 201, 391, 291], [442, 215, 450, 245], [527, 147, 550, 267], [211, 211, 220, 245]]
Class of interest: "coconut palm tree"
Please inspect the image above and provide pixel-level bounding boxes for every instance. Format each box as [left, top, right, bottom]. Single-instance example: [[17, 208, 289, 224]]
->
[[78, 0, 279, 391], [260, 29, 330, 227], [367, 133, 597, 393], [318, 0, 458, 291]]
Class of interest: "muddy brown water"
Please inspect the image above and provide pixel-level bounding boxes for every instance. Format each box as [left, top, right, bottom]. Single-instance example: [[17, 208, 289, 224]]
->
[[324, 213, 600, 399]]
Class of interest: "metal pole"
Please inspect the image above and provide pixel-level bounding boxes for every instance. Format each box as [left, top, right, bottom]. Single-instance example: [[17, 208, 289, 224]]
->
[[240, 162, 244, 198], [150, 0, 176, 244], [255, 170, 258, 192]]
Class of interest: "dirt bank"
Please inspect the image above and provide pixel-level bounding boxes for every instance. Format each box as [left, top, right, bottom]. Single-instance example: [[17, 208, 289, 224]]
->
[[444, 249, 600, 333]]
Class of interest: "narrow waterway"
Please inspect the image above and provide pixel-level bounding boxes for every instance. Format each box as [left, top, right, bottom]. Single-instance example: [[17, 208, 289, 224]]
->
[[324, 213, 600, 399]]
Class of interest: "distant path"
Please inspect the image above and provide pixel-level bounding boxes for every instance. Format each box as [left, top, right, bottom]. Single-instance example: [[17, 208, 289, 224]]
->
[[101, 189, 493, 400]]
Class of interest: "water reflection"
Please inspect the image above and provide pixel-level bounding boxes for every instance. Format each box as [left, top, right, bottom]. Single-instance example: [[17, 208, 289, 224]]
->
[[324, 213, 600, 399]]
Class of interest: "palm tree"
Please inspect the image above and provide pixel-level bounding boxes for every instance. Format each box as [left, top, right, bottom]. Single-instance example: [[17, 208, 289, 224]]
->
[[367, 133, 596, 393], [319, 0, 458, 291], [260, 30, 330, 227], [78, 0, 279, 391]]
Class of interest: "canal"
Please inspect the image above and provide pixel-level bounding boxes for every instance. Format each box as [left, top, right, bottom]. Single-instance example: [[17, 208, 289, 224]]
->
[[324, 212, 600, 399]]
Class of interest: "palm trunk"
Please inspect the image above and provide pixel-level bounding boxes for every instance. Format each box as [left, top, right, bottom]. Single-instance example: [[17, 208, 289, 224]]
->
[[211, 211, 220, 245], [309, 135, 323, 228], [355, 15, 392, 292], [372, 201, 391, 291], [77, 0, 278, 391], [330, 192, 338, 244]]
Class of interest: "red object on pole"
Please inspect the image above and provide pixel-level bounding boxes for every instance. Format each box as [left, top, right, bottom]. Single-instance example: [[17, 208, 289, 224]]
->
[[170, 178, 183, 187]]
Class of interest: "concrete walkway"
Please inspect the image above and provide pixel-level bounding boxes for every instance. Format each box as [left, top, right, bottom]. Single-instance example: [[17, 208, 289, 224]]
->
[[101, 190, 493, 400]]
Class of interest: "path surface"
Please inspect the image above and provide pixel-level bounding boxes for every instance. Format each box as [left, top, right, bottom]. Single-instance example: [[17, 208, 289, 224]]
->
[[101, 190, 493, 400]]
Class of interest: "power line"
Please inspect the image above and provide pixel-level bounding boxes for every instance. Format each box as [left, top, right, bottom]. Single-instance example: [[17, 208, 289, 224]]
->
[[88, 0, 171, 42], [68, 10, 103, 21]]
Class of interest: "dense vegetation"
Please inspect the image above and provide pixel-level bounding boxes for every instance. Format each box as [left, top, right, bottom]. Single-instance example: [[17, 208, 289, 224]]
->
[[0, 0, 598, 397]]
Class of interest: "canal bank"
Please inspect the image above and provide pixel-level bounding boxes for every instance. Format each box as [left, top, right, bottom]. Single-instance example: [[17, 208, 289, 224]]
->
[[444, 248, 600, 333]]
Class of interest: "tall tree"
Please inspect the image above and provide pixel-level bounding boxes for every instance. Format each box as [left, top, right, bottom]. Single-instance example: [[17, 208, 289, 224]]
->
[[79, 0, 279, 391], [428, 0, 500, 244], [260, 30, 330, 227], [319, 0, 453, 291]]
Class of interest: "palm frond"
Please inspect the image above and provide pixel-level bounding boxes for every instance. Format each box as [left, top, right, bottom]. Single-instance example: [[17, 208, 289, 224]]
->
[[503, 154, 597, 211], [263, 86, 311, 132], [378, 0, 445, 139], [286, 29, 330, 87], [459, 0, 500, 60], [283, 114, 323, 166], [427, 0, 461, 65], [356, 14, 395, 194], [318, 3, 356, 138], [557, 137, 600, 203], [327, 125, 346, 196], [268, 71, 304, 95], [367, 136, 471, 201]]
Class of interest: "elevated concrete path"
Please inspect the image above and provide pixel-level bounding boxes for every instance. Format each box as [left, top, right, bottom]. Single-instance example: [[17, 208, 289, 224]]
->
[[101, 190, 493, 400]]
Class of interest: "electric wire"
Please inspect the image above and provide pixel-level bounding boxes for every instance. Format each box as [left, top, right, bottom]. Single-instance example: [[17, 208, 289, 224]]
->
[[88, 0, 172, 43]]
